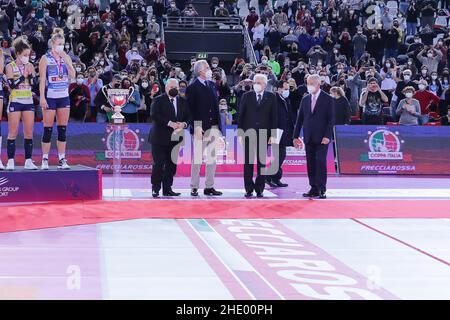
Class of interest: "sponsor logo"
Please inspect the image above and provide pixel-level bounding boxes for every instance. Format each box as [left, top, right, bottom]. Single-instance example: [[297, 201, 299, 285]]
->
[[365, 129, 404, 160], [0, 177, 20, 197], [102, 127, 145, 159]]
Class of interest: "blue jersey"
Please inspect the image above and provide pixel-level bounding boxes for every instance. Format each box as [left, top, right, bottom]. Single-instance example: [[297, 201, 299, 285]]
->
[[46, 52, 69, 99]]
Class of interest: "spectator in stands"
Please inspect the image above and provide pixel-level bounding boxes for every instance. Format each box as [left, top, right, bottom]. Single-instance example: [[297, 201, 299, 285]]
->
[[417, 46, 443, 75], [396, 86, 421, 126], [359, 78, 389, 125], [214, 1, 229, 17], [414, 79, 441, 125], [330, 86, 351, 126], [246, 7, 258, 31], [69, 74, 91, 122], [441, 106, 450, 126]]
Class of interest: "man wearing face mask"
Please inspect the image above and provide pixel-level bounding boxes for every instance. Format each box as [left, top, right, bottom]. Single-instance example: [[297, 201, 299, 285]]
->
[[149, 78, 191, 198], [266, 80, 294, 189], [413, 79, 440, 125], [69, 74, 91, 122], [238, 73, 277, 198], [293, 74, 335, 199], [210, 56, 226, 84], [417, 46, 443, 75], [186, 59, 223, 197]]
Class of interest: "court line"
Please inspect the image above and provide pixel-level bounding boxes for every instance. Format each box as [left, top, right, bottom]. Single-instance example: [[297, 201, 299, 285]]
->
[[351, 218, 450, 267], [177, 219, 255, 300]]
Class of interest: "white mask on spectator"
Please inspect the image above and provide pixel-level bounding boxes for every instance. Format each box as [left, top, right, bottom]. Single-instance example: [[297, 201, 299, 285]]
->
[[211, 63, 218, 68], [205, 69, 213, 80], [405, 92, 413, 98], [403, 75, 411, 81], [307, 85, 316, 94], [76, 78, 84, 85], [347, 75, 354, 81], [418, 84, 426, 91], [76, 67, 81, 72], [281, 90, 289, 98], [253, 83, 263, 93], [141, 81, 149, 88]]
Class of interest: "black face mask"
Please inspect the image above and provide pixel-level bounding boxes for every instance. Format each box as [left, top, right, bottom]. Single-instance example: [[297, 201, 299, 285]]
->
[[168, 88, 178, 97], [114, 83, 120, 88]]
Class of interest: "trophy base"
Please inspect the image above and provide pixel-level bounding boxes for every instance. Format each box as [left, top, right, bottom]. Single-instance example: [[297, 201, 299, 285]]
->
[[111, 117, 126, 125]]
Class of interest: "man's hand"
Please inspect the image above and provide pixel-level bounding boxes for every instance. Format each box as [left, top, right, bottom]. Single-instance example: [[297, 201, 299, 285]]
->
[[103, 106, 112, 113], [169, 121, 178, 130], [321, 137, 331, 145], [293, 138, 303, 149], [176, 122, 186, 129]]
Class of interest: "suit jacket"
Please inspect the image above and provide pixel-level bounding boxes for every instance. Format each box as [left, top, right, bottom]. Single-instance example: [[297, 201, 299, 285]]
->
[[238, 91, 278, 138], [149, 94, 191, 146], [185, 78, 222, 134], [293, 90, 335, 144], [275, 94, 295, 146]]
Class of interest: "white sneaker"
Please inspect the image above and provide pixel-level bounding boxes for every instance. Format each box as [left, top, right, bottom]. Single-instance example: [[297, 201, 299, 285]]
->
[[41, 158, 49, 170], [24, 159, 38, 170], [57, 158, 71, 170], [6, 159, 14, 171], [0, 159, 4, 170]]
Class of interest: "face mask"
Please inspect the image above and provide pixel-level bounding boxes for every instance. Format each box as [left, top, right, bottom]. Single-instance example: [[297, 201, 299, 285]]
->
[[168, 88, 178, 97], [431, 75, 437, 80], [31, 13, 35, 18], [407, 61, 412, 65], [211, 63, 218, 68], [385, 63, 391, 68], [20, 56, 29, 64], [307, 85, 316, 94], [261, 59, 268, 65], [403, 75, 411, 81], [76, 78, 84, 85], [179, 87, 186, 94], [347, 76, 354, 81], [281, 90, 289, 98], [337, 69, 343, 73], [106, 22, 111, 27], [418, 84, 426, 91], [421, 70, 427, 75], [141, 82, 149, 88], [253, 83, 262, 93], [75, 67, 81, 72], [405, 92, 413, 98], [45, 12, 49, 17], [205, 69, 213, 80]]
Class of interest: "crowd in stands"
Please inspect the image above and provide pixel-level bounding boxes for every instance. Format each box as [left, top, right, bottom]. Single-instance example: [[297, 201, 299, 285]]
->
[[0, 0, 449, 126]]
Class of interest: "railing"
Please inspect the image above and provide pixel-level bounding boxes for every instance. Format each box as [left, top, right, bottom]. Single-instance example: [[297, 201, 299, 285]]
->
[[242, 21, 257, 65], [163, 16, 242, 31]]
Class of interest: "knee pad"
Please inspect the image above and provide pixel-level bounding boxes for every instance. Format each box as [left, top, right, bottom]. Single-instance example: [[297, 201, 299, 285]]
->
[[42, 127, 53, 143], [57, 125, 67, 142]]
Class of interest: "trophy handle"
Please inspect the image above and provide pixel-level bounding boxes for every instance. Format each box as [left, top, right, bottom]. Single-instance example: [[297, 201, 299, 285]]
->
[[102, 86, 111, 105]]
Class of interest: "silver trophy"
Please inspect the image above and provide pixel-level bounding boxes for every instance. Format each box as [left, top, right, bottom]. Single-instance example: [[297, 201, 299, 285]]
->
[[102, 86, 135, 124]]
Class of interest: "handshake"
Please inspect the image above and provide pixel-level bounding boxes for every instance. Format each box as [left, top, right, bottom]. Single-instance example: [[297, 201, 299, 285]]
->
[[169, 121, 187, 130]]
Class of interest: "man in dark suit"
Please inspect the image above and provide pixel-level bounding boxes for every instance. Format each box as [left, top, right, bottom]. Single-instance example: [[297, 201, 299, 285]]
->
[[238, 74, 278, 198], [293, 74, 335, 199], [186, 59, 223, 197], [267, 80, 294, 188], [149, 78, 191, 198]]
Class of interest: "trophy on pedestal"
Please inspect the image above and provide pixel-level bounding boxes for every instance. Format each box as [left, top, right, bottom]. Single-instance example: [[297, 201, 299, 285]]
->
[[102, 86, 135, 124]]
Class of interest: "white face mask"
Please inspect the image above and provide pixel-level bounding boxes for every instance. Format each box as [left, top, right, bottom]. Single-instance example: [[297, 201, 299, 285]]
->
[[281, 90, 289, 98], [307, 85, 316, 94], [205, 69, 213, 80], [403, 75, 411, 81], [385, 63, 391, 68], [56, 45, 64, 53], [253, 83, 263, 93], [76, 78, 84, 85], [418, 84, 426, 91], [141, 82, 149, 88], [76, 67, 81, 72], [261, 59, 268, 65], [211, 63, 218, 68], [431, 75, 437, 80], [405, 92, 413, 98], [347, 76, 354, 81], [422, 70, 427, 75], [20, 56, 29, 64]]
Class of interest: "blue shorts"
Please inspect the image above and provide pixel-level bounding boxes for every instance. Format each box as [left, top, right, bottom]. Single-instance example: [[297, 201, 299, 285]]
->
[[46, 97, 70, 110], [8, 102, 35, 113]]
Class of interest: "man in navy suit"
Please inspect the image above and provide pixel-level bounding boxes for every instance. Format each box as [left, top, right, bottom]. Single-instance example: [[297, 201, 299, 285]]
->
[[149, 78, 191, 198], [293, 74, 335, 199], [186, 60, 223, 197]]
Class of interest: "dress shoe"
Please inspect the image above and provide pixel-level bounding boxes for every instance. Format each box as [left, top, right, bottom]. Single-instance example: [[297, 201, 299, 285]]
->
[[302, 189, 319, 198], [204, 188, 222, 196], [152, 190, 159, 198], [273, 180, 288, 187], [191, 188, 199, 197], [265, 179, 278, 188], [318, 191, 327, 199], [256, 192, 264, 198], [163, 190, 181, 196], [245, 191, 253, 198]]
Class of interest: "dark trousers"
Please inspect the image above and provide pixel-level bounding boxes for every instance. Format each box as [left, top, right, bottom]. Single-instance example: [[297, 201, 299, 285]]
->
[[243, 136, 268, 194], [269, 144, 287, 182], [151, 143, 179, 192], [305, 142, 328, 193]]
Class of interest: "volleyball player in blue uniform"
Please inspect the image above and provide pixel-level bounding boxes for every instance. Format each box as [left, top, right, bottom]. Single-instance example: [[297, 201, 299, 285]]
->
[[5, 38, 38, 170], [39, 32, 75, 170]]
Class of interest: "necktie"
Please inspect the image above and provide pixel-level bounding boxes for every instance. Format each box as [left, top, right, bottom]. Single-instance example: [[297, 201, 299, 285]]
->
[[311, 94, 317, 113], [170, 98, 177, 117], [257, 94, 262, 105]]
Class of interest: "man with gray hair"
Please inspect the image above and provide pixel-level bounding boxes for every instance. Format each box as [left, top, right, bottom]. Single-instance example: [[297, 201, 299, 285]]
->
[[186, 59, 223, 197], [238, 73, 278, 198], [293, 74, 335, 199]]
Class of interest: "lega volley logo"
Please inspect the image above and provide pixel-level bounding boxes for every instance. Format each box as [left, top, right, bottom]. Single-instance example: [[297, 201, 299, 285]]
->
[[365, 129, 404, 160], [103, 128, 145, 159]]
